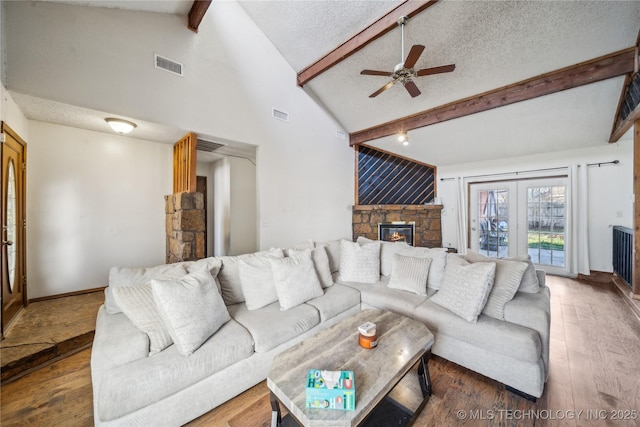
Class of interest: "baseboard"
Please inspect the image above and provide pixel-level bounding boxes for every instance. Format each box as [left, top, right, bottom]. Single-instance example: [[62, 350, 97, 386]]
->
[[611, 275, 640, 322], [29, 287, 105, 303], [577, 270, 613, 284]]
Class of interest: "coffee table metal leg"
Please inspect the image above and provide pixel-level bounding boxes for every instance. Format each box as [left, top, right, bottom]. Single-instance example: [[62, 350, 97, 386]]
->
[[270, 391, 282, 427], [417, 349, 432, 397]]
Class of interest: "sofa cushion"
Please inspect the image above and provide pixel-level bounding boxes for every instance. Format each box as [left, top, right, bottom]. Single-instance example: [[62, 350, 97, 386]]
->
[[227, 301, 320, 353], [152, 268, 231, 356], [106, 263, 188, 314], [414, 299, 542, 363], [339, 240, 381, 283], [271, 250, 324, 310], [305, 284, 361, 322], [430, 260, 496, 323], [339, 277, 428, 318], [290, 246, 334, 288], [218, 249, 282, 305], [387, 254, 432, 296], [239, 250, 284, 311], [96, 319, 253, 422], [111, 283, 173, 355], [397, 246, 448, 290], [464, 250, 529, 320], [357, 236, 410, 276]]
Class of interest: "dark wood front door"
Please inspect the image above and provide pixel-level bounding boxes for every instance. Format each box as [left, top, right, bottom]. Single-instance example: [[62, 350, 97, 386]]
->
[[2, 123, 27, 336]]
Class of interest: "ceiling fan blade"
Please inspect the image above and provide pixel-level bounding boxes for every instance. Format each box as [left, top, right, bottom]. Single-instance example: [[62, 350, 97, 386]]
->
[[361, 70, 393, 76], [404, 80, 421, 98], [369, 80, 398, 98], [404, 45, 425, 69], [415, 64, 456, 77]]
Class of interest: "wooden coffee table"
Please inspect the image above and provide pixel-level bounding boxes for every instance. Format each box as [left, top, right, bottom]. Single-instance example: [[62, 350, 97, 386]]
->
[[267, 309, 434, 427]]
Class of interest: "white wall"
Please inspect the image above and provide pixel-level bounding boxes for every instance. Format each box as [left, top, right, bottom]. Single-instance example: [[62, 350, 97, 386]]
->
[[438, 138, 633, 273], [0, 84, 28, 139], [211, 158, 230, 256], [27, 121, 172, 298], [5, 0, 354, 253], [229, 156, 257, 256]]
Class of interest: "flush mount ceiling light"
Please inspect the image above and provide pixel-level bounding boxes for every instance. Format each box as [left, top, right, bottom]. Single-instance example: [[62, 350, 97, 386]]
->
[[105, 118, 137, 134], [398, 132, 409, 146]]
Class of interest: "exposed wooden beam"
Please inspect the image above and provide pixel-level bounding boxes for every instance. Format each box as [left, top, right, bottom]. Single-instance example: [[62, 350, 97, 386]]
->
[[296, 0, 439, 87], [188, 0, 212, 33], [611, 100, 640, 142], [350, 48, 636, 146]]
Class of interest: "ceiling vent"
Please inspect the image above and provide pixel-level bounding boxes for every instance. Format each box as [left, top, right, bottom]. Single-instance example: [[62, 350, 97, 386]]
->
[[336, 130, 346, 140], [272, 108, 289, 122], [154, 54, 184, 77], [197, 139, 226, 152]]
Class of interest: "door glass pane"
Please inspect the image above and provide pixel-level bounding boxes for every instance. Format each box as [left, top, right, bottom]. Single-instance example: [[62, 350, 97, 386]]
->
[[477, 188, 509, 258], [6, 160, 17, 291], [527, 185, 565, 267]]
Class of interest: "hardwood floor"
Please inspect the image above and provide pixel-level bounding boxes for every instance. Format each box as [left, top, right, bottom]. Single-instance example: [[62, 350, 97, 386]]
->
[[2, 276, 639, 427]]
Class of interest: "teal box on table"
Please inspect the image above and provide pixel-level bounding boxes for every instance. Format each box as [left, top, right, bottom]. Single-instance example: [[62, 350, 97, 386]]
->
[[305, 369, 356, 410]]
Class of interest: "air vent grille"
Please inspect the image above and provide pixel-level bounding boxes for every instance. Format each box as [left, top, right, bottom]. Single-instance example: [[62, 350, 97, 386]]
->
[[154, 54, 184, 77], [197, 139, 226, 152], [336, 130, 346, 140], [272, 108, 289, 122]]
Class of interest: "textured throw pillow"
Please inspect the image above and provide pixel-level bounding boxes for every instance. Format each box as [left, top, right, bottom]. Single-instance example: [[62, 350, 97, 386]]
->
[[112, 283, 173, 355], [106, 263, 188, 314], [338, 240, 381, 283], [387, 254, 433, 296], [398, 246, 448, 290], [464, 250, 529, 320], [239, 250, 285, 310], [218, 249, 283, 305], [290, 246, 333, 288], [507, 254, 539, 293], [151, 268, 230, 356], [271, 250, 324, 310], [430, 260, 496, 323], [357, 236, 410, 277], [315, 239, 343, 273], [283, 239, 315, 256]]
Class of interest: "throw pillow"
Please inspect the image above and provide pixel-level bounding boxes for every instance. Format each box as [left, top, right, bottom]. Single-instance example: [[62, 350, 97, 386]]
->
[[430, 260, 496, 323], [397, 246, 448, 290], [106, 263, 188, 314], [151, 268, 230, 356], [387, 254, 432, 296], [290, 246, 334, 288], [507, 254, 539, 293], [338, 240, 381, 283], [239, 250, 285, 310], [217, 248, 283, 305], [464, 250, 529, 320], [357, 236, 410, 276], [111, 283, 173, 355], [314, 239, 343, 273], [270, 250, 324, 310], [283, 239, 315, 256]]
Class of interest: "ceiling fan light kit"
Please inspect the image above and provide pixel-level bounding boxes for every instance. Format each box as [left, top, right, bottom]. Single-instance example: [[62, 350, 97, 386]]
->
[[361, 16, 455, 99]]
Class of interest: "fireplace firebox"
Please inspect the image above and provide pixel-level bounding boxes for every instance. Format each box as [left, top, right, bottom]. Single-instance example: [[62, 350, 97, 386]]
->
[[378, 222, 415, 246]]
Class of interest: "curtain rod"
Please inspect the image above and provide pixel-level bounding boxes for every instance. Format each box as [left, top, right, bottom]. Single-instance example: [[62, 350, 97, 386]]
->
[[439, 160, 619, 181]]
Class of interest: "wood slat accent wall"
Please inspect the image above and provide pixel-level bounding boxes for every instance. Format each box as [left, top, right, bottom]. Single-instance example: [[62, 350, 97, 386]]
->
[[173, 132, 197, 193], [357, 145, 436, 205]]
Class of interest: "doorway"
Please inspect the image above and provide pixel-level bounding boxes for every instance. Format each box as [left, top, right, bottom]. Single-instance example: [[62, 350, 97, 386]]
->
[[469, 177, 568, 275], [1, 123, 27, 336]]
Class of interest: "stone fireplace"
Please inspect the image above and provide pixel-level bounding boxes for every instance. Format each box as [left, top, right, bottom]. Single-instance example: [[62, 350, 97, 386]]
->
[[165, 192, 205, 263], [353, 205, 442, 248]]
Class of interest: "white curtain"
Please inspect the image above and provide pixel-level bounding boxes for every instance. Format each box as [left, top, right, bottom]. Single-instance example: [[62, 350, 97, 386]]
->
[[455, 176, 468, 255], [568, 163, 590, 275]]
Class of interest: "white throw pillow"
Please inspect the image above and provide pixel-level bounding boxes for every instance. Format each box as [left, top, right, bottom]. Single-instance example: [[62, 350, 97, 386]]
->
[[338, 240, 381, 283], [430, 259, 496, 323], [151, 268, 230, 356], [357, 236, 410, 276], [397, 246, 448, 290], [111, 283, 173, 355], [283, 239, 315, 256], [464, 250, 529, 320], [507, 254, 540, 293], [106, 264, 188, 314], [270, 250, 324, 310], [217, 249, 283, 305], [290, 246, 334, 288], [239, 250, 285, 311], [387, 254, 432, 296], [314, 239, 343, 273]]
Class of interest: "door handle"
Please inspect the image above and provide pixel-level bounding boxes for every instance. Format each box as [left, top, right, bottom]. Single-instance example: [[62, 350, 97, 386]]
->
[[471, 227, 476, 231], [2, 240, 13, 246]]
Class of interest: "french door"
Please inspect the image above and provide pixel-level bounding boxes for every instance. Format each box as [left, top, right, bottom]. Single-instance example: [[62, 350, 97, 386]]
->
[[1, 123, 27, 336], [469, 177, 568, 274]]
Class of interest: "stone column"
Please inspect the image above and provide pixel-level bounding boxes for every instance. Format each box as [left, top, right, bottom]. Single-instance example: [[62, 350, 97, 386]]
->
[[165, 192, 205, 263]]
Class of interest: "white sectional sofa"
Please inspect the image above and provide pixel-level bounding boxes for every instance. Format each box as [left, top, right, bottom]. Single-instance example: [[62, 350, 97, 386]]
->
[[91, 238, 550, 426]]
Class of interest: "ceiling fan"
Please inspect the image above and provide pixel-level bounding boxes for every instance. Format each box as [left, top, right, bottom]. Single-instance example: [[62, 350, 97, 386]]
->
[[361, 16, 455, 98]]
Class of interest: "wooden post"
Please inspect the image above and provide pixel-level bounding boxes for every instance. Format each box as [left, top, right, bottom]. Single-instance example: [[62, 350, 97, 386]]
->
[[634, 120, 640, 298]]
